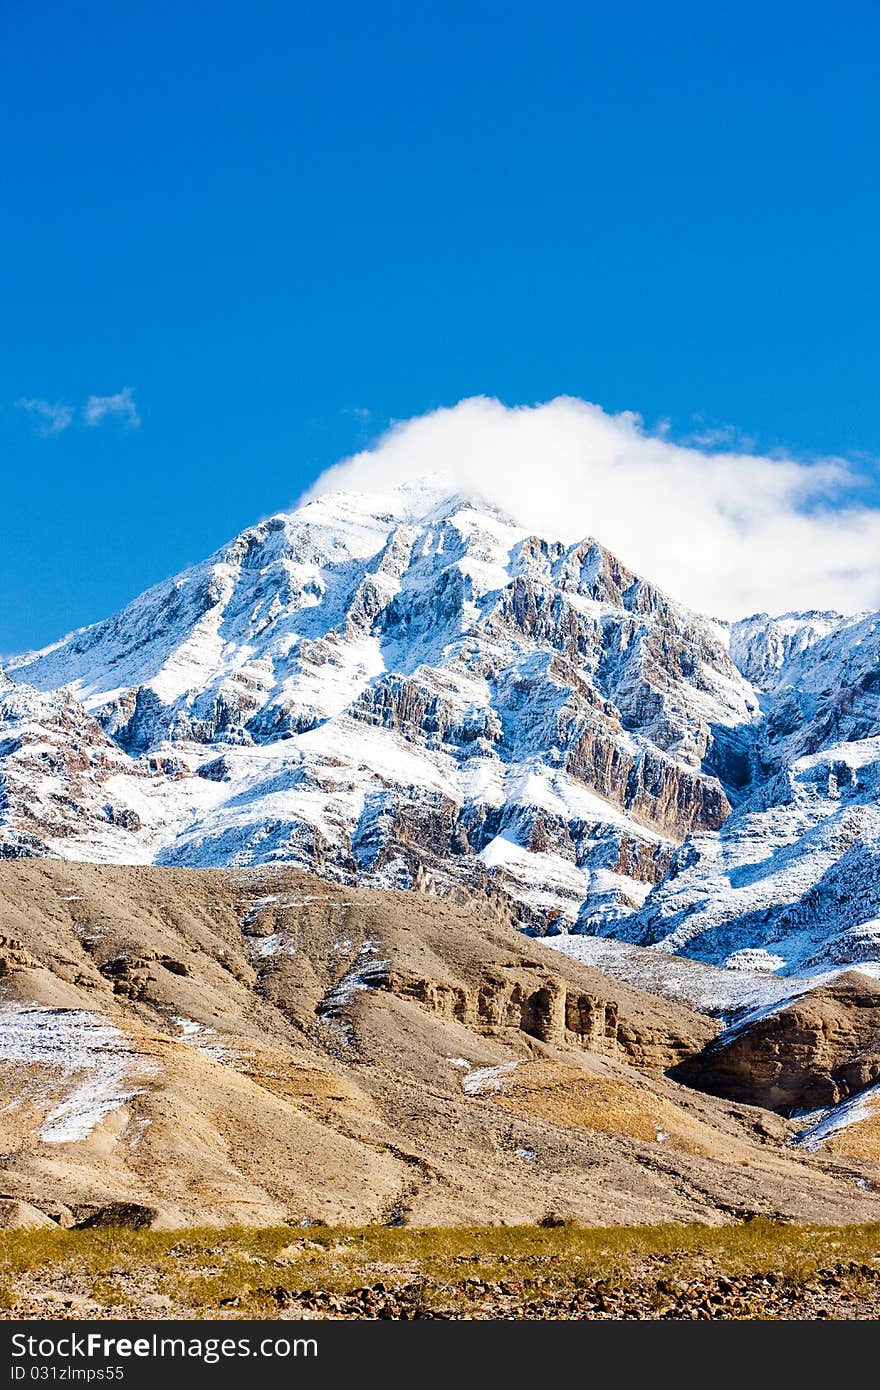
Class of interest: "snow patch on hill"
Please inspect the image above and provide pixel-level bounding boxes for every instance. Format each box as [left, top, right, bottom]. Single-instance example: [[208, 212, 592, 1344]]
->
[[0, 1006, 157, 1143]]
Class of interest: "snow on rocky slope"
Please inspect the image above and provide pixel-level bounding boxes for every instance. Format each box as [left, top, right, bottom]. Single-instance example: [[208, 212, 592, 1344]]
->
[[725, 611, 858, 694], [625, 616, 880, 973], [0, 672, 153, 861], [4, 475, 880, 977]]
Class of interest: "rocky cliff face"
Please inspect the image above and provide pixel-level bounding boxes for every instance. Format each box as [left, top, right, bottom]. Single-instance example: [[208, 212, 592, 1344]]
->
[[374, 963, 700, 1071], [673, 974, 880, 1112]]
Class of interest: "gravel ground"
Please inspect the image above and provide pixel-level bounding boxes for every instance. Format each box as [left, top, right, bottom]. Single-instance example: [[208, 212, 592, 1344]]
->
[[270, 1258, 880, 1320], [7, 1252, 880, 1321]]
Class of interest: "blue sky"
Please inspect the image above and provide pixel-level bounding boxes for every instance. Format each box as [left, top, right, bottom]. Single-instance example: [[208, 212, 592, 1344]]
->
[[3, 1, 880, 650]]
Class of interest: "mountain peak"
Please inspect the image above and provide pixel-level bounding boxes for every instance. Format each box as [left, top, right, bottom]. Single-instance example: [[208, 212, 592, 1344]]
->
[[294, 471, 521, 534]]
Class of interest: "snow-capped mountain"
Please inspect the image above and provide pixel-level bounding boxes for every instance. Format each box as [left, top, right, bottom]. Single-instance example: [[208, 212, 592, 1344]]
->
[[4, 477, 758, 928], [4, 475, 880, 976]]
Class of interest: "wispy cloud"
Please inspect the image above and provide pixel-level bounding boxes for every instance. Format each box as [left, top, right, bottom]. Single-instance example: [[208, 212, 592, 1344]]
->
[[16, 387, 142, 435], [682, 418, 758, 452], [16, 397, 74, 436], [305, 395, 880, 619], [83, 386, 140, 429]]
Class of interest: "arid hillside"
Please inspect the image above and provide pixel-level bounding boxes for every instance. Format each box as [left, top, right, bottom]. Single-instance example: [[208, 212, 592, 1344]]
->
[[0, 860, 878, 1229]]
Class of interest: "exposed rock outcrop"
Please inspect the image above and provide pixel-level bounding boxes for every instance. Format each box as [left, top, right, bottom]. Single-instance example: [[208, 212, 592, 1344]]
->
[[380, 964, 699, 1070], [673, 974, 880, 1112]]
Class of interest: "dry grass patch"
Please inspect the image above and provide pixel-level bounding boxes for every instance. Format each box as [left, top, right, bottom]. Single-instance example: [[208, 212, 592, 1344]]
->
[[816, 1106, 880, 1163], [2, 1220, 880, 1317], [487, 1061, 716, 1155]]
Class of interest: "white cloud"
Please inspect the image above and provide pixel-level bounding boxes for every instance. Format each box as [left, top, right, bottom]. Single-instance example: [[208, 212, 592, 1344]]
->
[[305, 396, 880, 620], [83, 386, 140, 429], [16, 397, 73, 436]]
